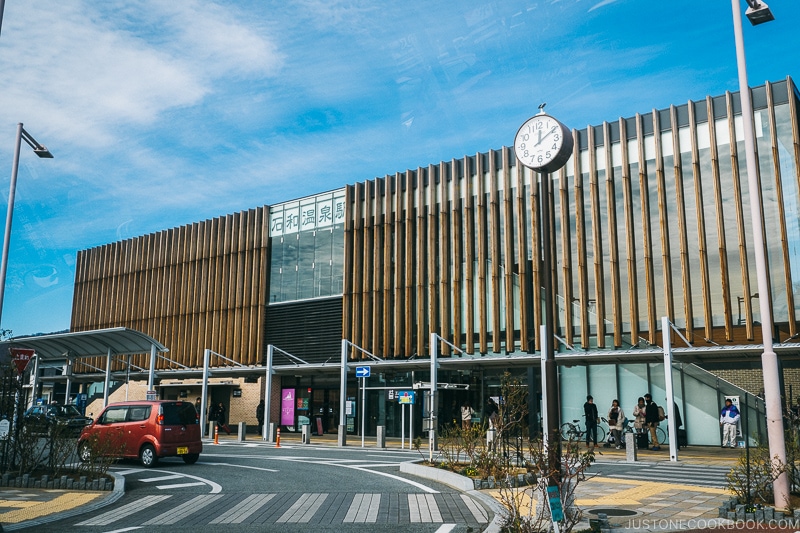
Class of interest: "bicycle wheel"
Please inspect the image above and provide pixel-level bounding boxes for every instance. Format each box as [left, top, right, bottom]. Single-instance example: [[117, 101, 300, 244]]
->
[[657, 426, 667, 444], [560, 423, 575, 442]]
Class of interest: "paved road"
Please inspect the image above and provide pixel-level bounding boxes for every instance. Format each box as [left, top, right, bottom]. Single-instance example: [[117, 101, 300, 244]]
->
[[31, 441, 491, 532]]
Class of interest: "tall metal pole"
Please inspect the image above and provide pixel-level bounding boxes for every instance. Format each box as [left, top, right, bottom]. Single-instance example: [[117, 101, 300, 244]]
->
[[730, 0, 789, 507], [540, 170, 561, 481], [0, 123, 23, 327]]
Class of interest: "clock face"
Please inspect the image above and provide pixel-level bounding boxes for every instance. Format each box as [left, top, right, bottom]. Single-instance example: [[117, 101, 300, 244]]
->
[[514, 114, 573, 172]]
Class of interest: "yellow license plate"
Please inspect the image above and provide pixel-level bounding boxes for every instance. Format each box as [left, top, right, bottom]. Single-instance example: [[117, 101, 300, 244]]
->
[[177, 447, 189, 454]]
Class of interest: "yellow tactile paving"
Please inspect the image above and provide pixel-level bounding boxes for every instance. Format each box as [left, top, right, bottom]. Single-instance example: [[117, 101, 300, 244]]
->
[[0, 491, 103, 523], [485, 475, 729, 520]]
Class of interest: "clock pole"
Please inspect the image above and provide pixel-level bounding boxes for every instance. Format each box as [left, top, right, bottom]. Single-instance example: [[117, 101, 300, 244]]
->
[[513, 107, 573, 498], [539, 168, 561, 487]]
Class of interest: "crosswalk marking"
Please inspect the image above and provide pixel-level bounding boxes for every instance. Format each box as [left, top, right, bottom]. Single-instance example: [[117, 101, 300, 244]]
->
[[408, 493, 442, 522], [210, 494, 275, 524], [343, 493, 381, 523], [460, 494, 489, 523], [76, 495, 171, 526], [276, 492, 328, 523], [143, 494, 223, 525]]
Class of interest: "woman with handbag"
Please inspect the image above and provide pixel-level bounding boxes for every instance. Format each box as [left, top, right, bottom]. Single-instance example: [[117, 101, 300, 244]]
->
[[607, 399, 625, 449]]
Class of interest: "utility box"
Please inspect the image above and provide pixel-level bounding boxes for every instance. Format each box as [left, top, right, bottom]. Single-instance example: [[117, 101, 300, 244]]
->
[[376, 425, 386, 448], [301, 423, 312, 444], [238, 422, 247, 442]]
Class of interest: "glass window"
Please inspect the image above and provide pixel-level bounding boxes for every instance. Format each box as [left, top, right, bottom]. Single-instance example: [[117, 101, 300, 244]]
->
[[101, 407, 127, 424], [161, 402, 198, 425], [127, 406, 152, 422]]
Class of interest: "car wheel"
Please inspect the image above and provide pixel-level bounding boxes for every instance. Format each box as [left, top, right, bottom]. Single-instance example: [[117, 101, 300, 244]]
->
[[182, 453, 199, 465], [78, 441, 92, 462], [139, 444, 158, 467]]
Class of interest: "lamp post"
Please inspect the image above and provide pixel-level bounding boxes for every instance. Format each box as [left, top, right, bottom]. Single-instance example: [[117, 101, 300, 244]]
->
[[0, 123, 53, 328], [729, 0, 789, 508]]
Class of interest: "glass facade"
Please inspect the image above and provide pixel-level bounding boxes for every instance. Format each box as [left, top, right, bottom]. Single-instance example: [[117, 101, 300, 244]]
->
[[268, 191, 347, 304]]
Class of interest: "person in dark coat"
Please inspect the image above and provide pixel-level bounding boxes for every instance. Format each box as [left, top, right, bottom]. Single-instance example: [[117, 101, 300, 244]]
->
[[584, 395, 599, 448], [216, 402, 231, 434], [644, 393, 661, 450], [256, 400, 265, 434]]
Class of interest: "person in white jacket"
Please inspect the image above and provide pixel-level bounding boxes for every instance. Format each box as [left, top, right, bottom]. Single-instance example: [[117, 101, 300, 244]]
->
[[607, 399, 625, 449], [719, 399, 741, 448]]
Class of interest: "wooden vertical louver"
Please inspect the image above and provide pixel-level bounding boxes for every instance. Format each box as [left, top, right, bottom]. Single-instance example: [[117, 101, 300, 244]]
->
[[71, 206, 271, 371]]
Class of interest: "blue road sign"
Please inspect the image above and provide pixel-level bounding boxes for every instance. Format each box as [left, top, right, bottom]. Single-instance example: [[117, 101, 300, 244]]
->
[[355, 366, 370, 378]]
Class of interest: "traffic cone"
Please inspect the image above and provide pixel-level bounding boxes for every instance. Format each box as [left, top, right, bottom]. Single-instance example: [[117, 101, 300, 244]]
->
[[276, 427, 281, 448], [214, 424, 219, 445]]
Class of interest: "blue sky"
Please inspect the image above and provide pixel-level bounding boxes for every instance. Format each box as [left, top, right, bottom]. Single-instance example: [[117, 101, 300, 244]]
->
[[0, 0, 797, 336]]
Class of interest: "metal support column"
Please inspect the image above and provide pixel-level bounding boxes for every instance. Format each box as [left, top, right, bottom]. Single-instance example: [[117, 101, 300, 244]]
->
[[661, 317, 678, 462], [201, 348, 210, 438], [103, 348, 112, 408], [264, 344, 274, 441]]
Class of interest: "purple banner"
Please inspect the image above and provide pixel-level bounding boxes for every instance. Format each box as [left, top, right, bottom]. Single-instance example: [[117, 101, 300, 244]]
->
[[281, 388, 295, 425]]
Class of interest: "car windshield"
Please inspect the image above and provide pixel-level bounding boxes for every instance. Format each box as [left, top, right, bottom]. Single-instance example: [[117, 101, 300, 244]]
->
[[161, 402, 197, 425]]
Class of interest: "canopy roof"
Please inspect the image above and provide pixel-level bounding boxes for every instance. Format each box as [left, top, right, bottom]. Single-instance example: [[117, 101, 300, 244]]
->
[[0, 327, 168, 363]]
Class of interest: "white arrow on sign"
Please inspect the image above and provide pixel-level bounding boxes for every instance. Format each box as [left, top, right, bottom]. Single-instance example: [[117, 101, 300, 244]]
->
[[355, 366, 370, 378]]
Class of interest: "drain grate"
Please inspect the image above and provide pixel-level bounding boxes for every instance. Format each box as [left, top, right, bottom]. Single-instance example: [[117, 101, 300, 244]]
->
[[586, 508, 638, 517]]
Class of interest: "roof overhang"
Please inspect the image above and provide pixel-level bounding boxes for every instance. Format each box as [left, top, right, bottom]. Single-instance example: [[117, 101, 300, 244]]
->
[[0, 327, 168, 364]]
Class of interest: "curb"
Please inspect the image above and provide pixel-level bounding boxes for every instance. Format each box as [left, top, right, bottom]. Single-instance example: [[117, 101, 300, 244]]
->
[[399, 461, 504, 533], [3, 471, 125, 531]]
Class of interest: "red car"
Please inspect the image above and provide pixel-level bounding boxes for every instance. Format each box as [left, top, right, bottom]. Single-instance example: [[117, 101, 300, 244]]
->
[[78, 400, 202, 467]]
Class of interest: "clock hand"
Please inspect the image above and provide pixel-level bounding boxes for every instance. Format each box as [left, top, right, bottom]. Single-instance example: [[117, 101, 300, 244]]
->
[[535, 129, 543, 146], [539, 125, 557, 145]]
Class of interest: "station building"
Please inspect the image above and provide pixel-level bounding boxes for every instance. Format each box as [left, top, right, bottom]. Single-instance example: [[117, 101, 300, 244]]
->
[[21, 76, 800, 446]]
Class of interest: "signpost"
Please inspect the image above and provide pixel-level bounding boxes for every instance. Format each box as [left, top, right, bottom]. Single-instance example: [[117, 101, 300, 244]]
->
[[356, 366, 369, 447], [10, 348, 33, 373], [396, 390, 415, 448]]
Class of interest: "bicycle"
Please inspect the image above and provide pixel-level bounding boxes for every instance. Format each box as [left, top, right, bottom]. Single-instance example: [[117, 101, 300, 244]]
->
[[560, 418, 606, 443]]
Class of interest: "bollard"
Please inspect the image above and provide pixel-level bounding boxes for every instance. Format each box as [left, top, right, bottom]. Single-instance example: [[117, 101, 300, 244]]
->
[[266, 422, 277, 442], [338, 424, 347, 447], [376, 425, 386, 448], [276, 427, 281, 448], [237, 422, 247, 442], [487, 428, 496, 452], [301, 424, 311, 444], [214, 423, 219, 445], [625, 432, 637, 462]]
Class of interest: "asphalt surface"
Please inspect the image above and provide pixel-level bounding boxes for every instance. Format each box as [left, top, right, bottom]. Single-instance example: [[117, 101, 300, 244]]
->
[[0, 432, 774, 532]]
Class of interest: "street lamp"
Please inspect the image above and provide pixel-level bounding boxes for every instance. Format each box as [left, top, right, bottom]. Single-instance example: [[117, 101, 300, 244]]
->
[[729, 0, 789, 508], [0, 123, 54, 327]]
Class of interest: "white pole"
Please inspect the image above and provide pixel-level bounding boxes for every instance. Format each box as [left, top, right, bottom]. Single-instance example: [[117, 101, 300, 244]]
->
[[148, 344, 157, 391], [401, 403, 406, 449], [361, 377, 365, 448], [264, 344, 274, 441], [0, 123, 22, 327], [730, 0, 789, 507], [429, 332, 438, 462], [103, 348, 112, 408], [339, 339, 348, 446], [201, 348, 210, 438], [661, 317, 678, 462]]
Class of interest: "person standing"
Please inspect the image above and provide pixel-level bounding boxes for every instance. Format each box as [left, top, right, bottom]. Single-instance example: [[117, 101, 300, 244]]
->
[[216, 402, 231, 435], [632, 397, 647, 433], [485, 397, 499, 430], [607, 399, 624, 449], [461, 401, 475, 431], [256, 399, 265, 435], [644, 393, 661, 450], [720, 398, 740, 448], [584, 395, 598, 448], [194, 397, 202, 415]]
